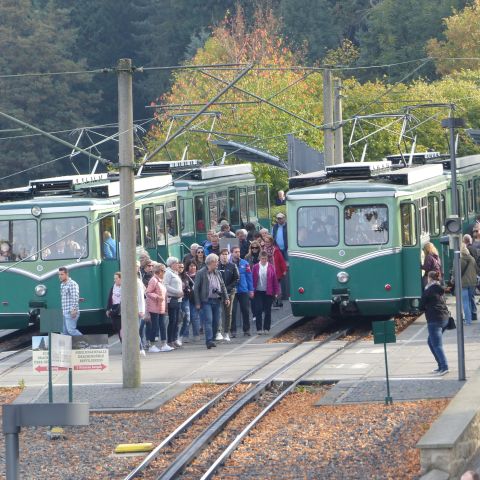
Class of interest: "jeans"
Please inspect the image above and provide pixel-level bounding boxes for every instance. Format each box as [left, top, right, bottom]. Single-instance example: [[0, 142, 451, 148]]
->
[[468, 285, 477, 320], [167, 303, 180, 343], [222, 291, 236, 334], [427, 320, 448, 370], [232, 292, 250, 333], [189, 301, 200, 337], [148, 313, 166, 342], [254, 291, 274, 331], [462, 287, 473, 324], [63, 312, 82, 336], [179, 300, 191, 338], [139, 318, 146, 348], [200, 298, 221, 345]]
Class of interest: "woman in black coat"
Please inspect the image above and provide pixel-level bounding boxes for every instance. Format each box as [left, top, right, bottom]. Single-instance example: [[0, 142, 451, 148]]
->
[[419, 270, 449, 375]]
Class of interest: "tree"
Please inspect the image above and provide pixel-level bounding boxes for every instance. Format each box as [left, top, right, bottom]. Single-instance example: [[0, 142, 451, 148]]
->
[[427, 0, 480, 75], [0, 0, 101, 186], [356, 0, 468, 81]]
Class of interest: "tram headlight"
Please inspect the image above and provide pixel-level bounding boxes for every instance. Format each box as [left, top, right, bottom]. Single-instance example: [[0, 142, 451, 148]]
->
[[31, 206, 42, 217], [35, 284, 47, 297], [337, 271, 349, 284]]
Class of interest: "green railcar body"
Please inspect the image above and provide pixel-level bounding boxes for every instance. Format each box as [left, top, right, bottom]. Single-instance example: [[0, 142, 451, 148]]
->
[[288, 155, 480, 319]]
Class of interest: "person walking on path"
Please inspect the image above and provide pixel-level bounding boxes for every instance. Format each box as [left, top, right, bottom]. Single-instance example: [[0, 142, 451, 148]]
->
[[421, 242, 441, 288], [178, 263, 193, 343], [230, 245, 254, 337], [164, 257, 184, 347], [136, 264, 146, 356], [252, 251, 280, 334], [218, 248, 239, 342], [185, 262, 201, 341], [106, 272, 122, 341], [146, 263, 172, 352], [59, 266, 82, 336], [194, 253, 229, 349], [461, 243, 478, 325], [419, 270, 449, 375], [271, 212, 288, 260], [263, 235, 287, 307]]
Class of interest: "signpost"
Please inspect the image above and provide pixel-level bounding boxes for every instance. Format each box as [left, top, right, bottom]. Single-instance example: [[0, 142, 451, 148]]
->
[[372, 319, 396, 405]]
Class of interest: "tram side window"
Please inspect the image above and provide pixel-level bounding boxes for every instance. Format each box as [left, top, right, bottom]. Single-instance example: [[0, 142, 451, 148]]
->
[[440, 192, 447, 228], [143, 207, 155, 248], [41, 217, 88, 260], [135, 209, 141, 246], [166, 201, 178, 239], [344, 205, 388, 246], [180, 198, 193, 236], [428, 196, 440, 237], [239, 188, 248, 225], [467, 179, 474, 214], [0, 220, 37, 262], [247, 186, 256, 221], [255, 184, 269, 220], [208, 193, 218, 230], [194, 196, 206, 233], [228, 189, 240, 226], [400, 204, 417, 246], [297, 206, 339, 247], [100, 216, 117, 260], [418, 198, 428, 236], [217, 191, 228, 223], [475, 180, 480, 213], [155, 205, 166, 246]]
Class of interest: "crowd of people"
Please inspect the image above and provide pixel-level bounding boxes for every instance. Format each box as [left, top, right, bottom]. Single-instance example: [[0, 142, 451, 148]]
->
[[103, 217, 288, 353]]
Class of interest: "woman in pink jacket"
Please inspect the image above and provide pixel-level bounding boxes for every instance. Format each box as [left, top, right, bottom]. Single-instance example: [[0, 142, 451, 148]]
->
[[252, 251, 280, 334], [145, 263, 172, 352]]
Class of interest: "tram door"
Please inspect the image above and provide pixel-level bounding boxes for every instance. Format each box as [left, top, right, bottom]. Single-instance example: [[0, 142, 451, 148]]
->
[[400, 202, 422, 299], [142, 205, 157, 261], [99, 214, 119, 305]]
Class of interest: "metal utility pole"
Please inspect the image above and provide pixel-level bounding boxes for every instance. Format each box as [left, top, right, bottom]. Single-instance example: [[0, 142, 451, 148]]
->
[[117, 58, 141, 388], [323, 69, 334, 166], [333, 78, 344, 165], [442, 110, 466, 381]]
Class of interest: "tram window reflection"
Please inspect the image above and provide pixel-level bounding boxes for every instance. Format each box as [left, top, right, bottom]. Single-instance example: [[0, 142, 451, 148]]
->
[[0, 219, 37, 261], [344, 205, 388, 246], [297, 206, 339, 247], [100, 216, 117, 260], [155, 205, 166, 246], [41, 217, 88, 260], [166, 201, 178, 238], [194, 196, 206, 233]]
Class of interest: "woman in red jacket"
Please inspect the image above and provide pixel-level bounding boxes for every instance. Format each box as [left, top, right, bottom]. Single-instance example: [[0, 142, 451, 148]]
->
[[263, 235, 287, 306], [252, 251, 280, 334]]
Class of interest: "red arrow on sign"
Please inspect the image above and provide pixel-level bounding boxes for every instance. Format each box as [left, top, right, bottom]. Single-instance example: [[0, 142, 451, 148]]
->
[[35, 365, 68, 372], [73, 363, 107, 371]]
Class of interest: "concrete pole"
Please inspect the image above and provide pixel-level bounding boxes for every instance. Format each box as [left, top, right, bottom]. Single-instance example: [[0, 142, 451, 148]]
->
[[334, 78, 344, 165], [323, 69, 334, 167], [118, 58, 141, 388]]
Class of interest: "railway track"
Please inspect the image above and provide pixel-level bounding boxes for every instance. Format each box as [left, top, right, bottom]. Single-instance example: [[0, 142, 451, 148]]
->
[[124, 324, 367, 480]]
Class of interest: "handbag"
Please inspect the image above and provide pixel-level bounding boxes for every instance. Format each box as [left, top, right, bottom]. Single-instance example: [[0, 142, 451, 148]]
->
[[111, 303, 121, 317], [446, 316, 456, 330]]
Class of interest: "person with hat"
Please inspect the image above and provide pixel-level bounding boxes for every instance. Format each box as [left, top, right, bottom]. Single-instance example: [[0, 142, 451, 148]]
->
[[272, 213, 287, 260]]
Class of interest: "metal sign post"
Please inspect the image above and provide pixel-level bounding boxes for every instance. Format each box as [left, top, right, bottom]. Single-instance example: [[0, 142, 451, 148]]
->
[[372, 319, 397, 405]]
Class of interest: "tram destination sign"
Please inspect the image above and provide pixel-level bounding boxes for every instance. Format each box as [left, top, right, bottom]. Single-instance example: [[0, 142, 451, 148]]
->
[[32, 334, 109, 374]]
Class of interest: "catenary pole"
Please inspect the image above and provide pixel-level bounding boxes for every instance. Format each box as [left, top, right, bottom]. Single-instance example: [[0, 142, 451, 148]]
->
[[118, 58, 141, 388], [323, 69, 334, 166], [333, 78, 344, 165]]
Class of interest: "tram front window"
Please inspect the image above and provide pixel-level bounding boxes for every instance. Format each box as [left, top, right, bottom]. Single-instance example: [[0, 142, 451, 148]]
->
[[344, 205, 388, 245], [0, 219, 37, 261], [297, 206, 339, 247], [41, 217, 88, 260]]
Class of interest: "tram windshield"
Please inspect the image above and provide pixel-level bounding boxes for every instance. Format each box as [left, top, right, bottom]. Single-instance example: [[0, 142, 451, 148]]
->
[[297, 206, 339, 247], [344, 205, 388, 245], [0, 219, 37, 262], [41, 217, 88, 260]]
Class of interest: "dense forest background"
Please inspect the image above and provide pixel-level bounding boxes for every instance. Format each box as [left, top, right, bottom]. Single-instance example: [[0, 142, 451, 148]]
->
[[0, 0, 479, 189]]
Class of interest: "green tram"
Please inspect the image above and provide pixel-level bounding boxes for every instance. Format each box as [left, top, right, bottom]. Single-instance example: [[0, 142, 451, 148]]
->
[[0, 172, 181, 329], [139, 161, 271, 246], [287, 154, 480, 319]]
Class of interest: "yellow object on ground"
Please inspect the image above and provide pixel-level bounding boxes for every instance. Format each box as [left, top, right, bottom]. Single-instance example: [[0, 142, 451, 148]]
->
[[114, 443, 154, 453]]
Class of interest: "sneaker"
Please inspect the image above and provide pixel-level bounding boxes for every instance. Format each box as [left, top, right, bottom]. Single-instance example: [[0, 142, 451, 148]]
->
[[215, 332, 224, 341], [432, 367, 441, 373], [264, 330, 270, 335], [160, 344, 174, 352], [223, 333, 231, 342], [230, 332, 237, 338], [182, 337, 190, 343], [257, 330, 263, 335], [149, 345, 161, 353], [244, 331, 251, 337], [140, 349, 146, 357], [174, 340, 182, 347], [207, 342, 216, 349], [436, 369, 449, 376]]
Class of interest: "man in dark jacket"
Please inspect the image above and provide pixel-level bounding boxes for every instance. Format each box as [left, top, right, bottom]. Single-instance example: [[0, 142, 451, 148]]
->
[[272, 213, 287, 259], [218, 248, 239, 341]]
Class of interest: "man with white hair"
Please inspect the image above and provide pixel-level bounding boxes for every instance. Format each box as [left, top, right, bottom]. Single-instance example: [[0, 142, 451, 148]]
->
[[183, 243, 199, 266], [194, 253, 229, 349], [236, 229, 249, 258]]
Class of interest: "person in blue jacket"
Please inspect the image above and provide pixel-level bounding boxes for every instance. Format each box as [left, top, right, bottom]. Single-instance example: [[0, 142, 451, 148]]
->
[[103, 231, 117, 259], [230, 245, 254, 336]]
